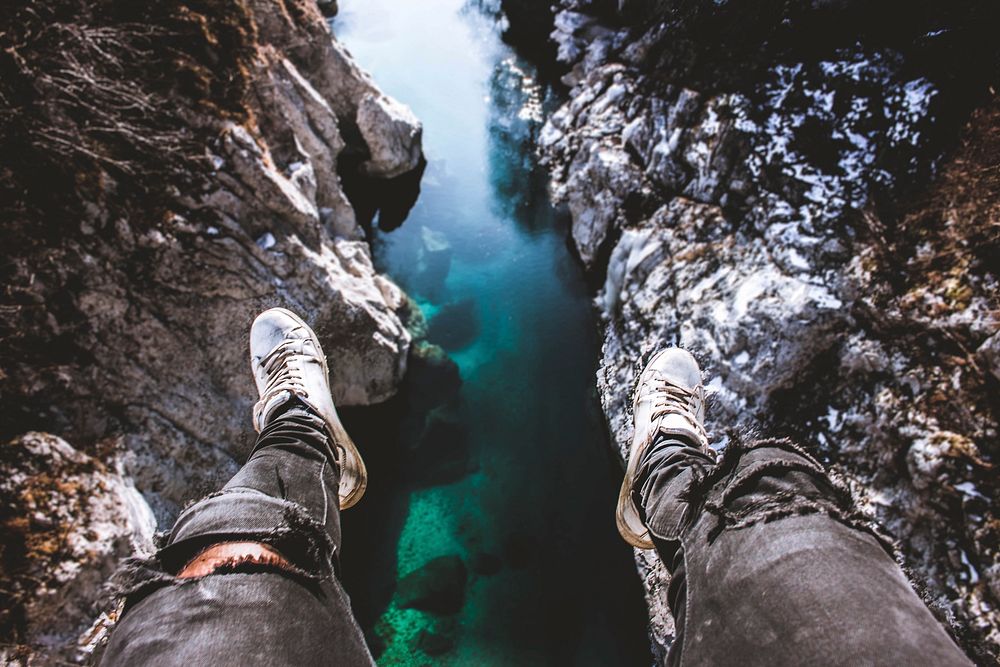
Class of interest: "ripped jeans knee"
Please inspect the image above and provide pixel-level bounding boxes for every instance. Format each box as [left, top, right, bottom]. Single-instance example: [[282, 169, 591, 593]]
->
[[640, 435, 891, 552], [700, 438, 886, 543], [111, 489, 340, 611]]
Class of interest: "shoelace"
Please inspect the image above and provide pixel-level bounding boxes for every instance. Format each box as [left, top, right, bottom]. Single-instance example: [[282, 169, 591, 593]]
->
[[258, 337, 312, 397], [648, 379, 708, 443]]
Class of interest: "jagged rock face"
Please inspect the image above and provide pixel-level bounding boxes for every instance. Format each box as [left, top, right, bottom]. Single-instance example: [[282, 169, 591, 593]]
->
[[0, 0, 422, 659], [538, 0, 999, 661], [1, 0, 422, 508], [0, 432, 157, 664]]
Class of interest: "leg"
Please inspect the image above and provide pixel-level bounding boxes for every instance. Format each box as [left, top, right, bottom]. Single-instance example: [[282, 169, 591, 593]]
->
[[637, 436, 972, 666], [102, 407, 373, 666], [618, 349, 971, 666], [102, 308, 374, 666]]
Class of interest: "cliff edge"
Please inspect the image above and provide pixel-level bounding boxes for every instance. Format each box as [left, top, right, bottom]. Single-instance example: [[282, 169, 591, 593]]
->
[[534, 0, 999, 661], [0, 0, 422, 661]]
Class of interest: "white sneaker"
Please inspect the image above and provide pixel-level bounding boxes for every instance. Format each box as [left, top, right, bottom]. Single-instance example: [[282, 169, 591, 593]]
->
[[616, 348, 709, 549], [250, 307, 367, 509]]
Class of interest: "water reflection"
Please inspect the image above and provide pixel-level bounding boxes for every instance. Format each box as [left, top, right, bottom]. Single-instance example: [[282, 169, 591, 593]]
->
[[487, 56, 561, 230]]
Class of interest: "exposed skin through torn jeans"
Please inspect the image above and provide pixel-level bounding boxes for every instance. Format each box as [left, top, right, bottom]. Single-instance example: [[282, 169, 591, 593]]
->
[[102, 406, 374, 666], [634, 435, 973, 666]]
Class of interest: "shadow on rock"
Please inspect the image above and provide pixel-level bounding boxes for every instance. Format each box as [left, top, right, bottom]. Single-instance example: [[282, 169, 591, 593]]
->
[[341, 158, 426, 232]]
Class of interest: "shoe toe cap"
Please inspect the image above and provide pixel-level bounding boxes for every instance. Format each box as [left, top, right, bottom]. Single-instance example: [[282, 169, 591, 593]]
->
[[648, 347, 702, 389], [251, 308, 308, 359]]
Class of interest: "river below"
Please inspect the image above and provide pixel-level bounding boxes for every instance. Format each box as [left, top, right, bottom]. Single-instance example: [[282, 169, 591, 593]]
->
[[333, 1, 652, 664]]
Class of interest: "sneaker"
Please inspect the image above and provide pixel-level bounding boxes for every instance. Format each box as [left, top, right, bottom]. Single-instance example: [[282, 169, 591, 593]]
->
[[616, 348, 709, 549], [250, 307, 367, 509]]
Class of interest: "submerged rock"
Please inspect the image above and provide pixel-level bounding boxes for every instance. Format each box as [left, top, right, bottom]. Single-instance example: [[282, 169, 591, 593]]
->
[[397, 555, 468, 615], [408, 413, 473, 488], [414, 225, 454, 300], [427, 299, 480, 351], [470, 551, 503, 576], [405, 341, 462, 412], [415, 626, 455, 656]]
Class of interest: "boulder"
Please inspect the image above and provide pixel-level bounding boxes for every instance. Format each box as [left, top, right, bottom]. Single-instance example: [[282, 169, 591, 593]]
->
[[414, 226, 453, 300], [357, 94, 424, 179], [397, 555, 467, 615], [427, 299, 480, 351]]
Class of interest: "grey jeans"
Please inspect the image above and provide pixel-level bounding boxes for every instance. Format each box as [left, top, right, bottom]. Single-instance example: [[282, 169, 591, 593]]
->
[[102, 410, 971, 665], [635, 436, 972, 666], [102, 406, 375, 666]]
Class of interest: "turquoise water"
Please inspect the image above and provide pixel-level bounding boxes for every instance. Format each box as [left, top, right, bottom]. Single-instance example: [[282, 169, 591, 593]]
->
[[334, 2, 652, 664]]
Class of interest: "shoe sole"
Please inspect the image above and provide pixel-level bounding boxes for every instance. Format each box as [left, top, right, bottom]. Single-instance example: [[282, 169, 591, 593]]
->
[[616, 433, 656, 550], [256, 307, 368, 510], [615, 349, 671, 550]]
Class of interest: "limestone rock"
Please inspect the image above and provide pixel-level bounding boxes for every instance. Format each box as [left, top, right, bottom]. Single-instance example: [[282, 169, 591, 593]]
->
[[0, 433, 156, 663], [249, 0, 422, 178], [3, 0, 419, 519], [1, 1, 424, 660], [598, 199, 848, 452], [978, 332, 1000, 381], [357, 93, 423, 178], [540, 0, 1000, 659]]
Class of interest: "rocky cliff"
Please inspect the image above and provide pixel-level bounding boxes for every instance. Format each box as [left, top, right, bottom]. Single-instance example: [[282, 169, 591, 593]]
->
[[0, 0, 422, 661], [534, 0, 1000, 662]]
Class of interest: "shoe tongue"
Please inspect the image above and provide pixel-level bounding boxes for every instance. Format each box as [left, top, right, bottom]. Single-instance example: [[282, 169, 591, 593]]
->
[[259, 389, 293, 427]]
